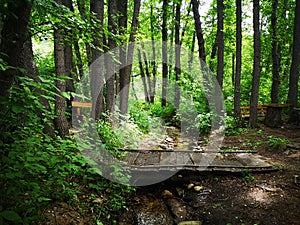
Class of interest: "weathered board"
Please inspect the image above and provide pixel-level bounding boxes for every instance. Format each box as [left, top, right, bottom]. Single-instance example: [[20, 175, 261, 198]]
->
[[123, 149, 276, 173]]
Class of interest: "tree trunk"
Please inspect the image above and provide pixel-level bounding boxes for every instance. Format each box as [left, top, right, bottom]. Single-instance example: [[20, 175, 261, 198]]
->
[[162, 0, 169, 107], [234, 0, 242, 119], [138, 49, 150, 103], [0, 0, 32, 100], [150, 4, 157, 103], [142, 50, 153, 103], [249, 0, 261, 128], [191, 0, 206, 63], [63, 0, 76, 121], [106, 0, 118, 114], [120, 0, 141, 114], [174, 1, 181, 109], [271, 0, 280, 104], [288, 0, 300, 108], [216, 0, 224, 88], [54, 27, 70, 137], [90, 0, 105, 120]]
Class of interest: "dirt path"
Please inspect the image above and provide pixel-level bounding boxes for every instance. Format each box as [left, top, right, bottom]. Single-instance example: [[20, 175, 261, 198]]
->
[[119, 124, 300, 225]]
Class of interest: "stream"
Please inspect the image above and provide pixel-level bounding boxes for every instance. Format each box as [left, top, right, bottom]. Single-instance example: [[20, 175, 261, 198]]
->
[[118, 127, 207, 225]]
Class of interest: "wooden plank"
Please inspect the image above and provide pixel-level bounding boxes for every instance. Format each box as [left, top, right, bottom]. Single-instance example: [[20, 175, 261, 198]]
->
[[176, 152, 193, 165], [144, 151, 161, 165], [237, 153, 273, 167], [134, 151, 149, 166], [71, 102, 92, 108], [210, 154, 245, 167], [160, 151, 177, 165], [124, 151, 140, 165]]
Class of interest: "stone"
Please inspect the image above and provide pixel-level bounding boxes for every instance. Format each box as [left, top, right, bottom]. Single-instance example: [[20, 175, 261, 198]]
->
[[194, 186, 204, 192], [165, 198, 187, 221], [161, 190, 173, 198], [166, 137, 174, 142], [187, 183, 194, 189], [176, 187, 184, 197]]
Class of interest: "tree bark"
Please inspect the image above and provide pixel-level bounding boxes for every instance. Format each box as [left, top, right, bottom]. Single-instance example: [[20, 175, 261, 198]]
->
[[106, 0, 118, 114], [234, 0, 242, 119], [191, 0, 206, 63], [174, 1, 181, 109], [249, 0, 261, 128], [138, 49, 150, 103], [288, 0, 300, 108], [216, 0, 224, 88], [120, 0, 141, 114], [90, 0, 105, 120], [0, 0, 32, 100], [150, 4, 157, 103], [54, 27, 70, 137], [271, 0, 280, 104], [162, 0, 169, 107]]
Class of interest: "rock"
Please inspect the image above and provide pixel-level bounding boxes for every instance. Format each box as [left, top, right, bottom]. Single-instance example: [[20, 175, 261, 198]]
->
[[165, 198, 187, 221], [131, 195, 173, 225], [161, 190, 173, 198], [194, 186, 204, 192], [166, 137, 174, 142], [187, 183, 194, 189], [178, 221, 202, 225], [176, 187, 184, 197]]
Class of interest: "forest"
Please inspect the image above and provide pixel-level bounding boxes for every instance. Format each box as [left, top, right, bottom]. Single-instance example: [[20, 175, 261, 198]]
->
[[0, 0, 300, 224]]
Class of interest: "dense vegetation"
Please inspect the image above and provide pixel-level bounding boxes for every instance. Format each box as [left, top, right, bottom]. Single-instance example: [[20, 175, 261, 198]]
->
[[0, 0, 299, 224]]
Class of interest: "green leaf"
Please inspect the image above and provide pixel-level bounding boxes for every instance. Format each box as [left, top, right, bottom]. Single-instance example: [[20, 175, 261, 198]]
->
[[37, 197, 52, 202], [0, 210, 22, 222], [12, 105, 24, 114]]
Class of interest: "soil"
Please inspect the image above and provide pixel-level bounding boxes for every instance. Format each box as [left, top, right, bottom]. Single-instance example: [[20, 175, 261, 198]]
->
[[118, 123, 300, 225], [40, 123, 300, 225]]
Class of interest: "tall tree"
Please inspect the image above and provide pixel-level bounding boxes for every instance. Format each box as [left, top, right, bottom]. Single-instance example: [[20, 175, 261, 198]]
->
[[271, 0, 280, 103], [90, 0, 105, 120], [288, 0, 300, 108], [174, 1, 181, 109], [0, 0, 33, 100], [161, 0, 169, 107], [63, 0, 76, 117], [119, 0, 141, 114], [54, 20, 70, 137], [216, 0, 224, 88], [192, 0, 206, 63], [234, 0, 242, 119], [249, 0, 261, 128], [150, 4, 157, 103], [106, 0, 118, 114]]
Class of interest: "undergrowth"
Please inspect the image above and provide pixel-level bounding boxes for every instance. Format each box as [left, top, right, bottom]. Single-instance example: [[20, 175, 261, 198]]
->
[[0, 76, 133, 225]]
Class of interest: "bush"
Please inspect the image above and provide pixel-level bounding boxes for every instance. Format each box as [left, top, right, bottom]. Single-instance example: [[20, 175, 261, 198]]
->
[[267, 136, 289, 151], [0, 76, 133, 224]]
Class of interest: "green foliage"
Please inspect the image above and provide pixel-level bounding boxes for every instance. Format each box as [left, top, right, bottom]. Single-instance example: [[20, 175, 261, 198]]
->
[[267, 136, 289, 151], [129, 102, 151, 133], [225, 116, 247, 136], [0, 76, 133, 224], [242, 167, 256, 181], [149, 101, 177, 125]]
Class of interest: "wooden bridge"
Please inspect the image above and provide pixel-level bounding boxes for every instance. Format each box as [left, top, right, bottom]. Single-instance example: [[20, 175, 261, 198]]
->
[[123, 149, 277, 173]]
